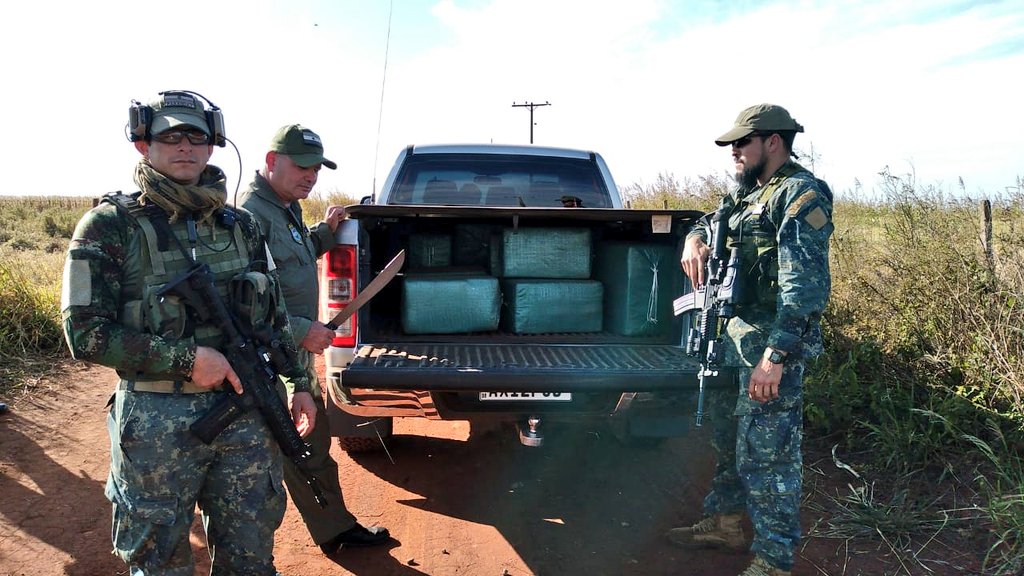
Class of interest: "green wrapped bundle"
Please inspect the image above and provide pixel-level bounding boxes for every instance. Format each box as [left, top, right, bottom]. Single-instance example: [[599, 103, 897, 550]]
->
[[453, 223, 498, 270], [594, 242, 679, 336], [491, 227, 591, 278], [501, 279, 603, 334], [402, 273, 501, 334], [408, 233, 453, 268]]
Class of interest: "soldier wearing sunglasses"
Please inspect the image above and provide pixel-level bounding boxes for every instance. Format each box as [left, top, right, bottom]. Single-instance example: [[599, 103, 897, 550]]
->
[[62, 91, 317, 575], [669, 104, 834, 576]]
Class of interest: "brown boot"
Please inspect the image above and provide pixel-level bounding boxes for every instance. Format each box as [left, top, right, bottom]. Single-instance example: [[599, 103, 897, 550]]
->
[[665, 513, 746, 549], [738, 555, 791, 576]]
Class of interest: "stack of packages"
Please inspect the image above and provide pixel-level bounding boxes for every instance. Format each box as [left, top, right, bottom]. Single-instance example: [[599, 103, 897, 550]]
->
[[400, 225, 680, 336], [401, 230, 501, 334], [491, 227, 603, 334]]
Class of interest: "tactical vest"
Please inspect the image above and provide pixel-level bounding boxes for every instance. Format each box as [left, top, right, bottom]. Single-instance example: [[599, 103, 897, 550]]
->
[[726, 162, 809, 308], [103, 192, 254, 379]]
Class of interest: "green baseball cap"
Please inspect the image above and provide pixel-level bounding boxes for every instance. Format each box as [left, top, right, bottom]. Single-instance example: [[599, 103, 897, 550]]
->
[[149, 92, 211, 136], [270, 124, 337, 170], [715, 103, 804, 146]]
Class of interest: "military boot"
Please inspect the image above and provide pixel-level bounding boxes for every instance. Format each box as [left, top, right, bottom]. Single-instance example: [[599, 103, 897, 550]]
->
[[665, 513, 746, 549], [738, 555, 791, 576]]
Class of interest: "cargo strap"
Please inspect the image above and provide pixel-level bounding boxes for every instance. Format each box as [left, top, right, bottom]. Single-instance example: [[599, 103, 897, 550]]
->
[[117, 379, 221, 394]]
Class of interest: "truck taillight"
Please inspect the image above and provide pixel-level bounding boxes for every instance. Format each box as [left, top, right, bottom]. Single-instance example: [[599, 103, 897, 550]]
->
[[324, 244, 357, 348]]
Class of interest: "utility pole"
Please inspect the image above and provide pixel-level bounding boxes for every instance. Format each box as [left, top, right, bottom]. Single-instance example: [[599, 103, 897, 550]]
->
[[512, 101, 550, 144]]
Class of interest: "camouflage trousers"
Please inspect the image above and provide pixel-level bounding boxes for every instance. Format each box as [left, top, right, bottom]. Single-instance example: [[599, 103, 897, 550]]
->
[[280, 352, 356, 545], [105, 389, 286, 576], [699, 361, 804, 572]]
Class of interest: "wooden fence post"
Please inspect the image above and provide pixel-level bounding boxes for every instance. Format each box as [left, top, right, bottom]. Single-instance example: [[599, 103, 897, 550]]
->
[[980, 199, 994, 274]]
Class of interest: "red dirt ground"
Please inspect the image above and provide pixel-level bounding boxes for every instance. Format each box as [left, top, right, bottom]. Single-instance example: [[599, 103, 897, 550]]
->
[[0, 360, 985, 575]]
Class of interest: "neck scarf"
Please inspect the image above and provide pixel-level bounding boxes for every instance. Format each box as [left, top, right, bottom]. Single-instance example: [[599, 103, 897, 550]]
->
[[134, 159, 228, 227]]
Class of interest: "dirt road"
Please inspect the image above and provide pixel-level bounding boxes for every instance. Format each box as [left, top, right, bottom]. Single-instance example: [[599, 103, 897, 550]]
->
[[0, 361, 979, 575]]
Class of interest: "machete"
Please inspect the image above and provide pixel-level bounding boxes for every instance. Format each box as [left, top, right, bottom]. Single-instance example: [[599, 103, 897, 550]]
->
[[325, 249, 406, 330]]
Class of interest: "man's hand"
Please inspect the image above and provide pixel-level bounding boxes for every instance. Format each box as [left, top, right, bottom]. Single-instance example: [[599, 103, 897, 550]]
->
[[681, 235, 711, 287], [289, 391, 318, 437], [748, 358, 783, 403], [324, 205, 346, 233], [300, 321, 336, 354], [191, 346, 244, 394]]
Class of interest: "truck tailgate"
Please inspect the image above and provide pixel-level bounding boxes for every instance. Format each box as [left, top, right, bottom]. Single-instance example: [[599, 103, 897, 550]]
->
[[341, 343, 713, 392]]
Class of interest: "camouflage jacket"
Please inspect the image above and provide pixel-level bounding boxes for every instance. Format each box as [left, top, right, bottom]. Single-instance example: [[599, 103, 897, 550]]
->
[[61, 191, 311, 393], [689, 161, 833, 361]]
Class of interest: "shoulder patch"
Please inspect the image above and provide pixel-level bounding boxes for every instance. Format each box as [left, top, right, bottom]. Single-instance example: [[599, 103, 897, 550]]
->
[[62, 259, 92, 308], [786, 190, 820, 217], [804, 206, 829, 230]]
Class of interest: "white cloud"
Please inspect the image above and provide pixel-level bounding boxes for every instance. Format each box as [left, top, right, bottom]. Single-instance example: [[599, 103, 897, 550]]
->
[[1, 0, 1020, 200]]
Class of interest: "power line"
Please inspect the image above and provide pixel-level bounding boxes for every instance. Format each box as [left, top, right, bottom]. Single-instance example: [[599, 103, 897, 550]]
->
[[512, 101, 550, 144]]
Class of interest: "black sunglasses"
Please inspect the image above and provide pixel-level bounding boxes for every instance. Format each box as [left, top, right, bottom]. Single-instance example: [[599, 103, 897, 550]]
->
[[151, 130, 211, 145], [732, 132, 773, 148]]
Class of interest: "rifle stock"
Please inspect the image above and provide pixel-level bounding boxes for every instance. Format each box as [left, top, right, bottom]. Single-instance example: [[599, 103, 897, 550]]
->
[[158, 263, 328, 508]]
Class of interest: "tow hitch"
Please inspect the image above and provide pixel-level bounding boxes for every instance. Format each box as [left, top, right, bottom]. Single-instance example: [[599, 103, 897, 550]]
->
[[517, 416, 543, 447]]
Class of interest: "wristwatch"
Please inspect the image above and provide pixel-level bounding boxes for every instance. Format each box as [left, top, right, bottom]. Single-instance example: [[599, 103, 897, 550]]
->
[[763, 347, 787, 365]]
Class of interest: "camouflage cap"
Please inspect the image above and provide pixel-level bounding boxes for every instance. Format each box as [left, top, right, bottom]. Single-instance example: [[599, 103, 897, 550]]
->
[[270, 124, 337, 170], [715, 103, 804, 146], [149, 92, 211, 136]]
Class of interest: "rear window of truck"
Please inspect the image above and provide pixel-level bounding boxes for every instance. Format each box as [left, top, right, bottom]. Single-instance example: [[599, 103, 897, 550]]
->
[[387, 154, 612, 208]]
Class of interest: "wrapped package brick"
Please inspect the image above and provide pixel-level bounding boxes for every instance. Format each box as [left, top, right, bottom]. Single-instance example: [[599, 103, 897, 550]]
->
[[408, 233, 453, 268], [594, 242, 679, 336], [501, 279, 603, 334], [402, 273, 501, 334], [491, 227, 591, 278]]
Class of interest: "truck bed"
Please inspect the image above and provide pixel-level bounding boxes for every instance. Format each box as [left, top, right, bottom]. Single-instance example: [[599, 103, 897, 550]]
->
[[339, 204, 717, 394]]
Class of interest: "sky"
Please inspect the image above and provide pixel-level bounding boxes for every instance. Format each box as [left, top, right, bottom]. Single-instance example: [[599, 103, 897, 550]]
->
[[1, 0, 1021, 202]]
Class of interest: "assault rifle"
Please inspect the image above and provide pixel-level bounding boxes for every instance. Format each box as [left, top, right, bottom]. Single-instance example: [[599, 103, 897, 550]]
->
[[672, 209, 744, 426], [158, 262, 328, 507]]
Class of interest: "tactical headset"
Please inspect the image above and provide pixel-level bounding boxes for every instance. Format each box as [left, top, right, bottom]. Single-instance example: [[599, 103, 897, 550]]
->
[[128, 90, 226, 147]]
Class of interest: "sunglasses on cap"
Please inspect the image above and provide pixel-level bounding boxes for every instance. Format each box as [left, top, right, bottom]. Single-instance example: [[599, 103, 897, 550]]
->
[[151, 130, 211, 145]]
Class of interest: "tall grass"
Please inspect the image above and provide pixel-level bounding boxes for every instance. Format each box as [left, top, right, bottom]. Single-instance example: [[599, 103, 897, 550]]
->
[[298, 189, 361, 228]]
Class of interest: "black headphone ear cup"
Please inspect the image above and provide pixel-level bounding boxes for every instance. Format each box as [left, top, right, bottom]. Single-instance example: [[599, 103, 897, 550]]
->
[[128, 102, 151, 142], [206, 109, 226, 147]]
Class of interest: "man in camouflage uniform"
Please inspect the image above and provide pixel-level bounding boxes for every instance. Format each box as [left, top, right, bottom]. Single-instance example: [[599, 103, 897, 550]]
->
[[237, 124, 390, 555], [62, 91, 318, 575], [667, 104, 833, 576]]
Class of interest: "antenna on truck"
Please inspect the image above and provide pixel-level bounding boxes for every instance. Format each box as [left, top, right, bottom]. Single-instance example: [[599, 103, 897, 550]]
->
[[371, 0, 394, 203]]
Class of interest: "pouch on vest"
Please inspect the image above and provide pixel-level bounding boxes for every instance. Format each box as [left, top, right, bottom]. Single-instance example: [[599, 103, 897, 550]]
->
[[140, 283, 189, 340], [737, 209, 779, 307], [230, 271, 277, 332]]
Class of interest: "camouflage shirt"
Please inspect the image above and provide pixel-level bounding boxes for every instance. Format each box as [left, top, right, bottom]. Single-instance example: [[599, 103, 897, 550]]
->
[[690, 161, 833, 360], [61, 192, 311, 393]]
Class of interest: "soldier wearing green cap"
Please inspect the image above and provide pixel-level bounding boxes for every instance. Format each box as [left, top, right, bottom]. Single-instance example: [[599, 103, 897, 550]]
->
[[668, 104, 834, 576], [237, 124, 391, 555], [62, 91, 317, 575]]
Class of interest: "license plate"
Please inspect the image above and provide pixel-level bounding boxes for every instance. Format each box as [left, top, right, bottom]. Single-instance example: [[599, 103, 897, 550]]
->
[[478, 392, 572, 401]]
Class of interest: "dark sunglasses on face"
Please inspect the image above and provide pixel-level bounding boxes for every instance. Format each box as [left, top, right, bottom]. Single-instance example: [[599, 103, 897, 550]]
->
[[151, 130, 211, 145], [732, 133, 771, 148]]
